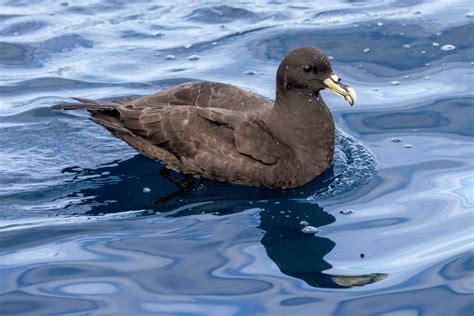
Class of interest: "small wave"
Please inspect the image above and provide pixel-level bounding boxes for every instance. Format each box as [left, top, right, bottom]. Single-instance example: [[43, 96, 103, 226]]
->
[[0, 42, 37, 66], [185, 5, 260, 24], [0, 34, 92, 68], [38, 33, 93, 54], [0, 78, 111, 96], [0, 20, 48, 36], [312, 9, 371, 23]]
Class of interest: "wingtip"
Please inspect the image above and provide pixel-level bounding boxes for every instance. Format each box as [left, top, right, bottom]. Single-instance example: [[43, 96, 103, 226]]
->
[[52, 96, 104, 110], [71, 97, 97, 103], [51, 103, 82, 110]]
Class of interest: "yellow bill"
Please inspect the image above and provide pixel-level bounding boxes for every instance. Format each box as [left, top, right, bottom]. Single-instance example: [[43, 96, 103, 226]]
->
[[322, 74, 356, 106]]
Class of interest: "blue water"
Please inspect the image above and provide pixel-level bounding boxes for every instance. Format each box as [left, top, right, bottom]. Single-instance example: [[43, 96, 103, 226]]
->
[[1, 0, 473, 315]]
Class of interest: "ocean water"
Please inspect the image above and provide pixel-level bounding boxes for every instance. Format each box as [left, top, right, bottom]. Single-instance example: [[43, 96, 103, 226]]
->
[[1, 0, 473, 315]]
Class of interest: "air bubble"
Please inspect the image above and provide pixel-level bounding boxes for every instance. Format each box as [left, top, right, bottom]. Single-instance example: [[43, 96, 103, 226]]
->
[[390, 81, 400, 86], [184, 44, 192, 49], [301, 226, 318, 234], [376, 22, 384, 26], [244, 70, 256, 75], [403, 75, 410, 79], [403, 44, 411, 49], [440, 44, 456, 52], [165, 55, 176, 60], [363, 48, 371, 53], [143, 187, 151, 193], [391, 137, 402, 142], [404, 144, 413, 149], [340, 209, 353, 215], [188, 55, 200, 60], [432, 42, 440, 47], [466, 12, 474, 17], [327, 18, 342, 24], [299, 220, 309, 226]]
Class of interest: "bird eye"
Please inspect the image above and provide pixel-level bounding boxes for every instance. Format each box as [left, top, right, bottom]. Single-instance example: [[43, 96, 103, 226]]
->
[[303, 65, 312, 72]]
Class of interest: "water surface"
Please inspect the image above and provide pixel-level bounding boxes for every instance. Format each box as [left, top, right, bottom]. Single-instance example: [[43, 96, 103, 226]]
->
[[1, 0, 473, 315]]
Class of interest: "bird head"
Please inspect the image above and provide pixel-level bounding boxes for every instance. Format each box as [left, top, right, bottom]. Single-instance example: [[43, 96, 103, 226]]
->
[[277, 46, 356, 106]]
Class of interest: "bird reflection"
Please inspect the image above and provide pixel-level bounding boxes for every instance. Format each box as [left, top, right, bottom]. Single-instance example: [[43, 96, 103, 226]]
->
[[61, 154, 387, 288], [258, 200, 386, 288]]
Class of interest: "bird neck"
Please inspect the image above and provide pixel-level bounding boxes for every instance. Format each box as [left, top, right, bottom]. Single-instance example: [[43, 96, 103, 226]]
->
[[271, 88, 335, 169], [275, 87, 320, 110]]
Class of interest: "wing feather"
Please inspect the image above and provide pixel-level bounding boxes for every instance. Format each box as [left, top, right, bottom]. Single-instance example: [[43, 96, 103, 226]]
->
[[195, 107, 291, 165]]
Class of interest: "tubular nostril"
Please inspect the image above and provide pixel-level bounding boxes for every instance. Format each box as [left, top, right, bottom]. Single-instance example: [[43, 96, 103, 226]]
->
[[330, 74, 341, 83]]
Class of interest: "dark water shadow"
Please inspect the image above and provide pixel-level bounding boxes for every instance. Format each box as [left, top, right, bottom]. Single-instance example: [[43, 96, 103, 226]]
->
[[59, 155, 387, 289], [61, 155, 337, 216]]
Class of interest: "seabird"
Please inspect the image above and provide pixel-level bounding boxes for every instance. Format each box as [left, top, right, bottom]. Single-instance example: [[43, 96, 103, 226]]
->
[[53, 46, 356, 188]]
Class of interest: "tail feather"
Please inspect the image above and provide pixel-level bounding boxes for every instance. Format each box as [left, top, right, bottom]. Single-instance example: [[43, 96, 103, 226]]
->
[[52, 97, 120, 111]]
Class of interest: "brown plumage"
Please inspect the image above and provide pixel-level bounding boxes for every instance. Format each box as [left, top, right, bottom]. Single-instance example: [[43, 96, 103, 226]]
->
[[52, 46, 356, 188]]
